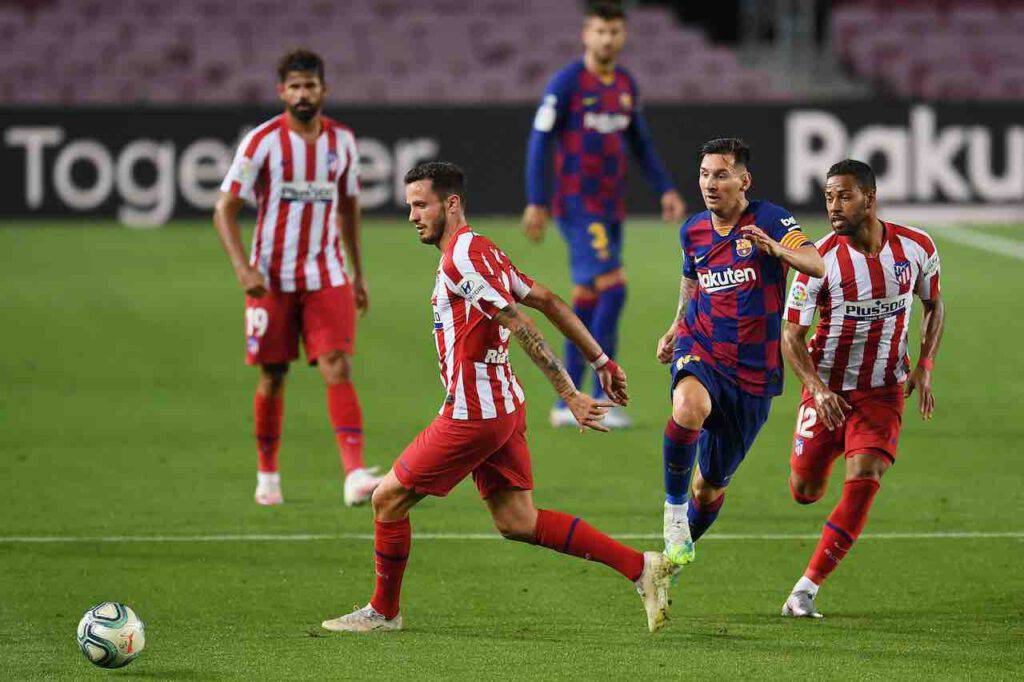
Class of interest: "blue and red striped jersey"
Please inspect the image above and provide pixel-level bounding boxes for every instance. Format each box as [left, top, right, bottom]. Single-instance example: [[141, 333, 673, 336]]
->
[[525, 59, 674, 221], [675, 200, 810, 397]]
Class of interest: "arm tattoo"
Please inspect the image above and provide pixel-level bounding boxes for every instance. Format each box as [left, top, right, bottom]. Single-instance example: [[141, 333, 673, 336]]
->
[[676, 277, 697, 321], [496, 307, 576, 398]]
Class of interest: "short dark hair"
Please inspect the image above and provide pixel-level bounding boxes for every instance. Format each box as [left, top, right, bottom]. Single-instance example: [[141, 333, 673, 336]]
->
[[277, 49, 324, 83], [700, 137, 750, 167], [827, 159, 876, 192], [586, 1, 626, 21], [404, 161, 466, 202]]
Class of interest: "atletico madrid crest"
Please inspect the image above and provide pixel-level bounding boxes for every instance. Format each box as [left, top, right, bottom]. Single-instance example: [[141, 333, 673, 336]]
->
[[327, 151, 339, 175], [893, 260, 912, 287]]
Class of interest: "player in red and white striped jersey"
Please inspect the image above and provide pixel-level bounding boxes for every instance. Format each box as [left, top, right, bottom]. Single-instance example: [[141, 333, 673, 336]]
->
[[213, 50, 381, 508], [779, 160, 945, 618], [322, 162, 678, 634]]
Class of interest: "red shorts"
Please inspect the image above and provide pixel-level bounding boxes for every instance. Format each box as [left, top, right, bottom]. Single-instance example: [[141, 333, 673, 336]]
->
[[394, 408, 533, 499], [790, 384, 905, 481], [244, 284, 355, 365]]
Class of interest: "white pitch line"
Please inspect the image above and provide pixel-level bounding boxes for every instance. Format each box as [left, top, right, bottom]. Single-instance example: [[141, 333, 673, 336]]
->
[[0, 531, 1020, 544], [932, 224, 1024, 261]]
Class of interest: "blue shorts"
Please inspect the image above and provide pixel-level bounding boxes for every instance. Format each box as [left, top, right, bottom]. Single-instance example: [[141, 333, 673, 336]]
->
[[670, 348, 773, 489], [556, 215, 623, 285]]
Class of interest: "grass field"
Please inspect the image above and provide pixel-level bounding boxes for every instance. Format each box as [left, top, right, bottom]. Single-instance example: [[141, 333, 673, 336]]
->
[[1, 217, 1022, 680]]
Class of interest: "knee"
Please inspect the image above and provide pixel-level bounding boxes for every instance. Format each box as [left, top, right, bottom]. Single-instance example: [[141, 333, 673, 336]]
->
[[690, 480, 724, 506], [847, 451, 890, 481], [671, 394, 710, 431], [371, 480, 405, 520], [492, 509, 537, 543], [258, 364, 289, 395], [319, 351, 351, 384], [790, 475, 826, 505]]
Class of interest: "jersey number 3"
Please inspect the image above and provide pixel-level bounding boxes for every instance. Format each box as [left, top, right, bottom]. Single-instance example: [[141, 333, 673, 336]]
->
[[588, 222, 610, 261]]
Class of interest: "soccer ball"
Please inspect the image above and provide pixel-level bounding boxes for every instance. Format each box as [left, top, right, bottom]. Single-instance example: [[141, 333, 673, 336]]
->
[[76, 602, 145, 668]]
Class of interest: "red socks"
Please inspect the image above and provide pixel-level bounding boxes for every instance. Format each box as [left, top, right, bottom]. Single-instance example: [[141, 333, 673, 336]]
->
[[370, 518, 411, 619], [327, 382, 365, 474], [804, 477, 880, 584], [532, 509, 644, 582], [254, 392, 283, 473]]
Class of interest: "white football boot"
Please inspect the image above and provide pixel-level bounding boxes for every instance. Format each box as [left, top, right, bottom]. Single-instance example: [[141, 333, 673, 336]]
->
[[322, 604, 403, 632], [781, 590, 823, 618], [663, 502, 695, 568], [634, 551, 675, 632], [601, 405, 633, 429], [254, 472, 283, 506], [343, 467, 383, 507], [549, 404, 577, 428]]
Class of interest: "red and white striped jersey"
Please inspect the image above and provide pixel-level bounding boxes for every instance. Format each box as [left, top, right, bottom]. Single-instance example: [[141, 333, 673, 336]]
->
[[432, 226, 536, 420], [220, 114, 360, 293], [784, 221, 941, 391]]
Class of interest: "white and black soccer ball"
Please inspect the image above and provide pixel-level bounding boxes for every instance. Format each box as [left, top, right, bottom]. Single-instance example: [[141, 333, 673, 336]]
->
[[76, 602, 146, 669]]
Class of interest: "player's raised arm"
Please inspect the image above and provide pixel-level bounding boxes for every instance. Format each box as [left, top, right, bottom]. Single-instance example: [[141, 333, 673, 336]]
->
[[493, 303, 613, 433], [741, 211, 825, 278], [213, 190, 266, 298], [521, 281, 628, 405]]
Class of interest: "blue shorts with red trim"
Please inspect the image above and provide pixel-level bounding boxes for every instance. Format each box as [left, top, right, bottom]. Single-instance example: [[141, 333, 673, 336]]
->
[[670, 346, 773, 489]]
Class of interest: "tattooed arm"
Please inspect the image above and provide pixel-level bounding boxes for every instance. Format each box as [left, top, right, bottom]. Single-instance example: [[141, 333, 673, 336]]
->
[[656, 275, 697, 364], [494, 303, 613, 432]]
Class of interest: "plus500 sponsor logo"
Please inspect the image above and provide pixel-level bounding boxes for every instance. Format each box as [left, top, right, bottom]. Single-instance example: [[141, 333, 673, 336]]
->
[[698, 267, 757, 293], [843, 294, 911, 321]]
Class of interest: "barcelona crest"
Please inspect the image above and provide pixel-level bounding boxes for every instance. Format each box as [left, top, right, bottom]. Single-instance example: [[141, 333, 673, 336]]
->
[[735, 238, 753, 258], [893, 260, 912, 287], [619, 92, 633, 109]]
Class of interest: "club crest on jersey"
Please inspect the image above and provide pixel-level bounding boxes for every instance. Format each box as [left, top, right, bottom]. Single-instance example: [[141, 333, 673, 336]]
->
[[327, 151, 339, 175], [893, 260, 912, 286], [619, 92, 633, 109], [735, 238, 753, 258]]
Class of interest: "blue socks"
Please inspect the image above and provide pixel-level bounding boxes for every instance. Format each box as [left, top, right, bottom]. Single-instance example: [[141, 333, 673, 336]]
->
[[559, 295, 596, 407], [687, 494, 725, 541], [663, 419, 699, 505], [590, 283, 627, 396]]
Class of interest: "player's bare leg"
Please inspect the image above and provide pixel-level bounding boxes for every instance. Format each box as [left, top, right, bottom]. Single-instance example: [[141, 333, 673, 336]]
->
[[322, 470, 421, 632], [663, 376, 711, 567], [783, 451, 889, 618], [254, 363, 288, 505], [551, 284, 597, 428], [318, 350, 381, 506], [485, 487, 671, 632]]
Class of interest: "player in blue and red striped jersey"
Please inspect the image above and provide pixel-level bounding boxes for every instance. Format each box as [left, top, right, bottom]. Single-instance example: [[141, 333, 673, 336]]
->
[[524, 2, 685, 429], [653, 138, 825, 570]]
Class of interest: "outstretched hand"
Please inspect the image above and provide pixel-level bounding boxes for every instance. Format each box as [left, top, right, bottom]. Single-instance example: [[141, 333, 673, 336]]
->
[[740, 225, 783, 258], [596, 359, 628, 406], [565, 392, 614, 433]]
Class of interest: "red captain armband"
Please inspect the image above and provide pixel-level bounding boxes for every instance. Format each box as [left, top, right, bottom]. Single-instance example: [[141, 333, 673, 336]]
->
[[917, 358, 934, 371]]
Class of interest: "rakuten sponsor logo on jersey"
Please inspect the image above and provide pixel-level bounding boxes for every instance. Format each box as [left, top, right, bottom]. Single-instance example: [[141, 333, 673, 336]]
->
[[698, 266, 757, 293], [583, 112, 630, 134], [842, 293, 912, 321], [280, 181, 335, 203]]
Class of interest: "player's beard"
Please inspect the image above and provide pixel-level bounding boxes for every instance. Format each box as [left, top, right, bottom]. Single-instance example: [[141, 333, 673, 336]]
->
[[289, 100, 319, 123], [418, 217, 445, 245], [831, 209, 865, 236]]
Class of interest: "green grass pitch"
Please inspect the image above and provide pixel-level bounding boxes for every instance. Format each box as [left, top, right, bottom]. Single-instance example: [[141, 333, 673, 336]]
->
[[1, 218, 1022, 680]]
